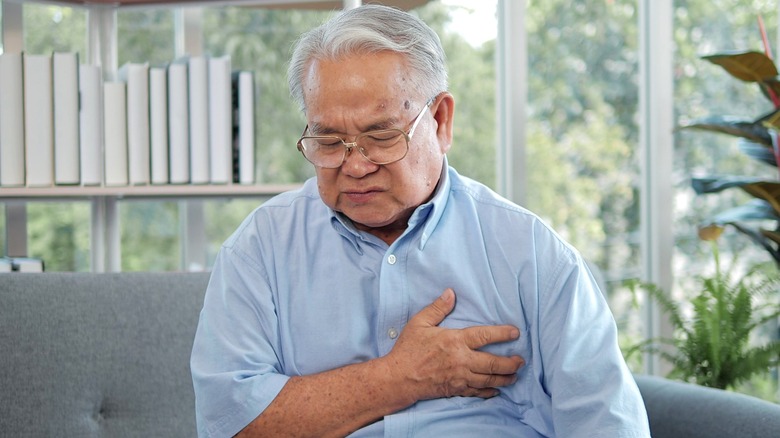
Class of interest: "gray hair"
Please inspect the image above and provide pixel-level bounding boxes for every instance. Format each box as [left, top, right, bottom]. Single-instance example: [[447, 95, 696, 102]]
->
[[287, 4, 448, 112]]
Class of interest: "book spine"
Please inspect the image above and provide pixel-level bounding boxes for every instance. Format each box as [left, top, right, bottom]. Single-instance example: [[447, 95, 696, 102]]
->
[[188, 56, 209, 184], [79, 64, 104, 186], [103, 82, 128, 186], [168, 62, 189, 184], [149, 66, 169, 185], [238, 71, 255, 185], [53, 52, 81, 185], [23, 54, 54, 187], [0, 52, 26, 187], [208, 56, 232, 184], [120, 63, 151, 185]]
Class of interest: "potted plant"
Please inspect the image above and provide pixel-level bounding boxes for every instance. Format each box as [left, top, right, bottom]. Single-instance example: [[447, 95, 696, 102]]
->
[[681, 35, 780, 266], [627, 225, 780, 390]]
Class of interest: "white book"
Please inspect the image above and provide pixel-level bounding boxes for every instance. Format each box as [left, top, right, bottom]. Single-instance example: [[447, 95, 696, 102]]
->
[[149, 66, 169, 185], [103, 82, 128, 186], [118, 62, 150, 185], [208, 56, 232, 184], [188, 56, 209, 184], [0, 52, 25, 186], [237, 71, 255, 184], [53, 52, 80, 185], [79, 64, 103, 186], [23, 54, 54, 187], [168, 59, 189, 184], [12, 257, 44, 272]]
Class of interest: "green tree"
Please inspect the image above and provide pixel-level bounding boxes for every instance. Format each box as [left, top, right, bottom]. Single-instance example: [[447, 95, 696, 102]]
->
[[525, 0, 639, 288]]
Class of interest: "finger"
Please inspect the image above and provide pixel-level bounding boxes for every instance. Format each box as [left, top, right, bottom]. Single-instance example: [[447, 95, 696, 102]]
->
[[461, 324, 520, 350], [464, 387, 501, 399], [410, 288, 456, 327], [468, 351, 525, 376], [473, 370, 519, 389]]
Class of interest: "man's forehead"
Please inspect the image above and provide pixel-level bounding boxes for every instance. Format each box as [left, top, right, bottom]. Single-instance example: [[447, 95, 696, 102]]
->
[[306, 99, 411, 135]]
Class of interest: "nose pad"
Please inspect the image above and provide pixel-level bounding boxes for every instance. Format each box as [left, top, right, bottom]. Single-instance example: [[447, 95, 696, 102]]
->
[[343, 143, 371, 164], [341, 144, 377, 174]]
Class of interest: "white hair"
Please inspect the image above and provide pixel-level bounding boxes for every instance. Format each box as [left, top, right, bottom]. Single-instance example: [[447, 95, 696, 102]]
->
[[287, 4, 448, 112]]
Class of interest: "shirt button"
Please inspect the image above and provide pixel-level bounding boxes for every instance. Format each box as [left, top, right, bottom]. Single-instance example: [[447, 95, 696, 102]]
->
[[388, 327, 399, 339], [387, 254, 397, 265]]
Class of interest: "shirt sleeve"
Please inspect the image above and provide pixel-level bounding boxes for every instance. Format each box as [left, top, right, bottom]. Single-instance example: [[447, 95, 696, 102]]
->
[[190, 243, 290, 438], [536, 244, 650, 437]]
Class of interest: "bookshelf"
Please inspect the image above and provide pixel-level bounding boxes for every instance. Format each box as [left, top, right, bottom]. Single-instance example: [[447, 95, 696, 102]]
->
[[0, 183, 302, 200], [0, 1, 300, 272]]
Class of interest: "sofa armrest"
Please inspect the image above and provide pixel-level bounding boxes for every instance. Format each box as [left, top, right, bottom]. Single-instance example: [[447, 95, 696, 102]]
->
[[635, 374, 780, 438]]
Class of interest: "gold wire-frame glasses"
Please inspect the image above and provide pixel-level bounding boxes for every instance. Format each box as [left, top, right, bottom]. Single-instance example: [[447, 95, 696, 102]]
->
[[296, 97, 435, 169]]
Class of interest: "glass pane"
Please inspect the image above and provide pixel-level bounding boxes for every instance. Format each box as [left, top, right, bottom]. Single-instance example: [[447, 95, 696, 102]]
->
[[525, 0, 642, 365], [423, 0, 498, 186], [120, 201, 180, 271], [673, 0, 779, 401], [23, 3, 85, 55], [115, 10, 176, 272], [204, 198, 265, 267], [27, 202, 90, 271], [117, 8, 174, 66], [202, 6, 330, 185], [21, 4, 88, 272]]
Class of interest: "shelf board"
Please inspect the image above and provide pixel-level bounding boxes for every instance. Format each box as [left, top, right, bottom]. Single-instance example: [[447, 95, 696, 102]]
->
[[0, 183, 302, 200], [21, 0, 429, 10]]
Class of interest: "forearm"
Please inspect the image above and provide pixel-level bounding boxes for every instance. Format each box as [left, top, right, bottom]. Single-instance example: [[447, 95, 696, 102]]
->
[[236, 356, 413, 437]]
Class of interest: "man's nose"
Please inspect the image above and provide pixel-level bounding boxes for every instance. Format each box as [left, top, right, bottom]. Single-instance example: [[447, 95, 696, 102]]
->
[[340, 144, 378, 176]]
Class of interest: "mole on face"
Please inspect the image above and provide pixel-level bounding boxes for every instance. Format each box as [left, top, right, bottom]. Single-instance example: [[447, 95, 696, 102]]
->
[[404, 100, 411, 110]]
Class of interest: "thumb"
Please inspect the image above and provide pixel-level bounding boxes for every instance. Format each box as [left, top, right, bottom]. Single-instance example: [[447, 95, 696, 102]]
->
[[412, 288, 456, 327]]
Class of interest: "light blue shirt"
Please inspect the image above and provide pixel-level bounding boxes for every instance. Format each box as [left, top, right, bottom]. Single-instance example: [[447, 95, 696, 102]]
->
[[191, 163, 650, 438]]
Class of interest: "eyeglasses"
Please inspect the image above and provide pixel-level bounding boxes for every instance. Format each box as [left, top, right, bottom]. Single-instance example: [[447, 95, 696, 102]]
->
[[296, 97, 434, 169]]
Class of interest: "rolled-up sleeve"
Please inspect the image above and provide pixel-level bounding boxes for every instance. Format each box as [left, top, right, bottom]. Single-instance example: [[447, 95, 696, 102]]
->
[[191, 243, 290, 438], [537, 244, 649, 437]]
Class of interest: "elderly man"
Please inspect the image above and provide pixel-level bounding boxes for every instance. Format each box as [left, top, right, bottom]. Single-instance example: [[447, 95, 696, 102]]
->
[[191, 5, 650, 437]]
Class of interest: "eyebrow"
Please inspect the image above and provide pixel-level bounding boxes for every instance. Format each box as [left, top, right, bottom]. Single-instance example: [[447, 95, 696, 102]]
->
[[308, 117, 402, 136]]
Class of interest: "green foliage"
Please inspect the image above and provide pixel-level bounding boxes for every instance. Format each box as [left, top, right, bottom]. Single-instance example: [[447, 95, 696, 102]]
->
[[524, 0, 639, 274], [22, 4, 86, 55], [627, 239, 780, 390], [117, 9, 175, 66], [674, 9, 780, 266]]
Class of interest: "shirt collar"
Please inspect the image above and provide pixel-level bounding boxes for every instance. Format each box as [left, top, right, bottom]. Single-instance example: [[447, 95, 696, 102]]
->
[[327, 156, 452, 251], [408, 157, 450, 250]]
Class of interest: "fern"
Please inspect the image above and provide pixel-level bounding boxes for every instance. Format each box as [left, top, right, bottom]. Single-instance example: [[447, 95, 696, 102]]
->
[[627, 237, 780, 390]]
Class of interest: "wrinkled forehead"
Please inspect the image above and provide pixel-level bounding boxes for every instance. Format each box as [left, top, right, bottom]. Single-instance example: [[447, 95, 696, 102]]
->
[[301, 52, 421, 110]]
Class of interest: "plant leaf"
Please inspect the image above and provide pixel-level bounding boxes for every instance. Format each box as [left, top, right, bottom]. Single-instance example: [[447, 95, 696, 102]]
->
[[702, 51, 779, 82], [738, 139, 776, 167], [759, 77, 780, 104], [739, 181, 780, 211], [710, 199, 780, 223], [680, 115, 772, 145], [761, 228, 780, 246], [691, 175, 763, 194]]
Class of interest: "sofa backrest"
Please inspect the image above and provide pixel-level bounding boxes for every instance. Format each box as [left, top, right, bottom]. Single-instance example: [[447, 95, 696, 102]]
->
[[0, 272, 210, 437], [635, 374, 780, 438]]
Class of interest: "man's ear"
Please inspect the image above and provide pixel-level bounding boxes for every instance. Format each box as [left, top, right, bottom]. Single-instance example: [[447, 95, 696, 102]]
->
[[431, 92, 455, 154]]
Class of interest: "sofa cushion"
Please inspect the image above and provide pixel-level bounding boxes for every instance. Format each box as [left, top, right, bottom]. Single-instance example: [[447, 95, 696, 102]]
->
[[635, 374, 780, 438], [0, 272, 210, 437]]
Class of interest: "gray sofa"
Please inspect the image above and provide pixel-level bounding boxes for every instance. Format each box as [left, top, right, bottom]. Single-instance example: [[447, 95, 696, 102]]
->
[[2, 272, 780, 437], [0, 272, 209, 437]]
